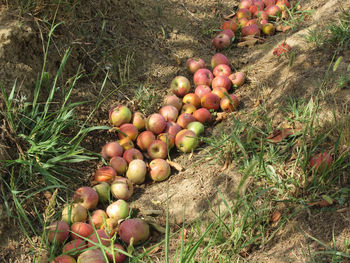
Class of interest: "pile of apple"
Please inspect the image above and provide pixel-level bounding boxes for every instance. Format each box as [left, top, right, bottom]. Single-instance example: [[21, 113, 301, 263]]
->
[[212, 0, 291, 49]]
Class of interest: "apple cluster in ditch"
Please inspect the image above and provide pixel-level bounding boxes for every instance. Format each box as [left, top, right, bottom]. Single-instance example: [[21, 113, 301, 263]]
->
[[212, 0, 291, 49]]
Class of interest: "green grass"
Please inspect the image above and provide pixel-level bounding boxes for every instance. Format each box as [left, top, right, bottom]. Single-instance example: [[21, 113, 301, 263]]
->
[[282, 0, 314, 31]]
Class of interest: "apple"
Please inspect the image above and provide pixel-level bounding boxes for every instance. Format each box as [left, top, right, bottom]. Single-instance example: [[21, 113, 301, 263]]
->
[[309, 152, 332, 174], [212, 75, 232, 90], [101, 141, 123, 160], [263, 0, 276, 6], [73, 186, 98, 210], [51, 255, 76, 263], [221, 29, 235, 40], [165, 121, 182, 137], [118, 218, 150, 245], [117, 123, 139, 141], [262, 23, 275, 35], [47, 221, 69, 244], [201, 93, 221, 110], [260, 19, 268, 26], [193, 108, 212, 123], [126, 159, 147, 184], [257, 10, 269, 20], [241, 24, 261, 36], [106, 200, 129, 221], [246, 18, 259, 27], [110, 156, 128, 175], [106, 243, 126, 263], [159, 105, 179, 122], [149, 159, 171, 182], [110, 176, 134, 200], [211, 53, 229, 69], [101, 218, 118, 237], [157, 132, 175, 149], [93, 182, 110, 204], [71, 222, 93, 240], [62, 203, 87, 224], [123, 148, 144, 163], [193, 68, 214, 87], [117, 137, 134, 151], [170, 76, 191, 97], [164, 95, 182, 111], [186, 58, 205, 74], [109, 105, 132, 127], [239, 0, 253, 9], [181, 103, 197, 115], [238, 17, 249, 27], [175, 129, 198, 153], [132, 111, 146, 130], [183, 93, 201, 108], [228, 72, 246, 87], [213, 64, 232, 77], [237, 8, 252, 19], [212, 31, 232, 50], [221, 20, 237, 32], [87, 229, 111, 248], [187, 121, 205, 136], [276, 0, 290, 11], [62, 239, 87, 257], [77, 249, 105, 263], [220, 94, 240, 112], [249, 3, 264, 16], [212, 87, 228, 99], [89, 209, 108, 229], [94, 166, 116, 183], [177, 113, 196, 129], [146, 113, 167, 135], [147, 139, 168, 159], [136, 130, 156, 151], [195, 85, 211, 99], [266, 5, 281, 19]]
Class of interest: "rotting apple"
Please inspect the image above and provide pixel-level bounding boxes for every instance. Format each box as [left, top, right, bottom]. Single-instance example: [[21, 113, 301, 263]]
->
[[228, 72, 246, 88], [221, 20, 237, 32], [94, 166, 116, 184], [132, 111, 146, 130], [117, 137, 134, 151], [239, 0, 253, 9], [212, 31, 232, 50], [89, 209, 108, 229], [266, 4, 281, 19], [220, 94, 240, 112], [52, 255, 76, 263], [241, 24, 261, 36], [262, 23, 275, 35], [110, 176, 134, 200], [212, 87, 228, 99], [236, 8, 252, 19]]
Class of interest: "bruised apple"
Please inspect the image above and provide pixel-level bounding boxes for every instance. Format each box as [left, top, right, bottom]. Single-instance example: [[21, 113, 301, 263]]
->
[[183, 93, 201, 108], [149, 159, 171, 182], [118, 218, 150, 245], [181, 103, 197, 115], [220, 94, 240, 112], [94, 166, 116, 183], [132, 112, 146, 130], [126, 159, 147, 184], [110, 176, 134, 200], [164, 95, 182, 111], [228, 72, 246, 87]]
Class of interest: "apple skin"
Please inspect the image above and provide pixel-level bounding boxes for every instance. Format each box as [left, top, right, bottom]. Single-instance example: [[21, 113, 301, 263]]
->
[[159, 105, 179, 122], [132, 111, 146, 130], [238, 17, 249, 27], [276, 0, 290, 11], [71, 222, 94, 240], [239, 0, 253, 9], [106, 200, 129, 221], [193, 108, 212, 123], [170, 76, 191, 97], [147, 139, 168, 159], [249, 3, 264, 16], [220, 94, 240, 112], [106, 243, 127, 263], [146, 113, 167, 135], [164, 95, 182, 111], [157, 133, 175, 149], [237, 8, 252, 19], [266, 5, 281, 19], [109, 105, 132, 127], [118, 218, 150, 245], [201, 93, 221, 111], [94, 166, 117, 184], [51, 255, 76, 263], [187, 121, 205, 136], [186, 58, 206, 74], [47, 221, 70, 244], [221, 29, 235, 40], [228, 72, 246, 87], [263, 0, 276, 6], [193, 68, 214, 87], [89, 209, 108, 229], [241, 24, 261, 36], [181, 103, 197, 115], [309, 152, 332, 174], [212, 75, 232, 91], [118, 123, 139, 141], [257, 10, 269, 20], [93, 182, 110, 203], [110, 176, 134, 200], [149, 159, 171, 182], [195, 85, 211, 99], [87, 229, 111, 248], [73, 186, 99, 210], [175, 129, 198, 153], [177, 113, 196, 129], [221, 20, 237, 32], [101, 218, 119, 237], [183, 93, 201, 108], [213, 64, 232, 77], [123, 148, 144, 164], [101, 141, 123, 160], [262, 23, 275, 35], [110, 156, 128, 175], [165, 121, 182, 137], [62, 239, 87, 258], [211, 53, 229, 69], [126, 159, 147, 184], [136, 130, 156, 151], [212, 87, 228, 99], [62, 204, 87, 224], [77, 249, 105, 263], [212, 32, 232, 50], [246, 18, 259, 27], [117, 137, 134, 151]]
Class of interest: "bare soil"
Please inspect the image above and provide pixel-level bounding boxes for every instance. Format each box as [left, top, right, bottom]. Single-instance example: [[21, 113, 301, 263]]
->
[[0, 0, 349, 262]]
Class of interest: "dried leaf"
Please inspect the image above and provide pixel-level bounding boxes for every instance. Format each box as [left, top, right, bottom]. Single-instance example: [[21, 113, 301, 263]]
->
[[166, 160, 184, 171], [267, 128, 295, 143], [276, 25, 291, 32], [308, 199, 332, 207], [253, 99, 261, 108], [223, 13, 236, 20], [272, 210, 282, 222], [215, 112, 230, 124], [188, 151, 194, 160], [147, 245, 160, 255], [237, 38, 259, 48], [220, 158, 230, 171]]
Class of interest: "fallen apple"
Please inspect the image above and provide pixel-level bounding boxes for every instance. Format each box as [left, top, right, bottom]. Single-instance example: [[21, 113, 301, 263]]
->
[[110, 156, 128, 176], [109, 105, 132, 127], [106, 200, 129, 221], [62, 203, 87, 224], [94, 166, 116, 184], [117, 123, 139, 141], [186, 58, 206, 74], [126, 159, 147, 184], [73, 186, 98, 210], [175, 129, 198, 153], [123, 148, 144, 164], [47, 221, 69, 244], [147, 139, 168, 159], [170, 76, 191, 97], [118, 218, 150, 245], [110, 176, 134, 200], [101, 141, 123, 160], [146, 113, 167, 135], [136, 130, 156, 151], [187, 121, 205, 136], [71, 222, 94, 240], [149, 158, 171, 182]]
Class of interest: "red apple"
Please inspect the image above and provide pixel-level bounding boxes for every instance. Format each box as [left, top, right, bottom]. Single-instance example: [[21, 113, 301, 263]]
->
[[181, 103, 197, 115], [117, 137, 134, 151], [146, 113, 166, 135], [186, 58, 205, 74], [93, 182, 110, 203], [77, 249, 105, 263], [276, 0, 290, 11], [109, 105, 132, 127], [62, 204, 87, 224], [101, 142, 123, 160], [266, 5, 281, 19], [249, 3, 264, 16], [228, 72, 246, 87], [118, 218, 150, 245], [73, 186, 98, 210], [220, 94, 240, 112], [101, 218, 118, 237], [193, 68, 214, 87], [211, 53, 229, 69], [159, 105, 179, 122], [221, 20, 237, 32], [241, 24, 261, 36], [239, 0, 253, 9], [106, 243, 127, 263], [94, 166, 116, 183], [89, 209, 108, 229], [212, 75, 232, 91], [246, 18, 259, 27], [126, 159, 147, 184], [195, 85, 211, 99], [175, 129, 198, 153], [149, 159, 171, 182], [257, 10, 269, 20], [147, 139, 168, 159], [309, 152, 332, 174], [132, 111, 146, 130], [165, 121, 182, 137], [193, 108, 212, 123], [71, 222, 93, 240], [110, 156, 128, 175], [212, 87, 228, 99], [87, 229, 111, 248], [237, 8, 252, 19], [62, 239, 86, 257], [47, 221, 69, 244], [201, 93, 221, 110], [170, 76, 191, 97], [157, 132, 175, 149], [164, 95, 182, 111], [213, 64, 232, 77], [212, 32, 232, 50], [221, 29, 235, 39], [110, 176, 134, 200], [177, 113, 196, 129], [263, 0, 276, 6], [123, 148, 144, 163], [238, 17, 249, 27], [106, 200, 129, 221], [183, 93, 201, 108], [136, 130, 156, 151], [118, 123, 139, 141], [51, 255, 76, 263]]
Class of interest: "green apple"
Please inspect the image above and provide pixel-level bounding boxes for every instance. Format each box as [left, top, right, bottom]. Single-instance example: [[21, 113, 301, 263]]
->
[[186, 121, 204, 136], [93, 182, 110, 203], [175, 129, 198, 153]]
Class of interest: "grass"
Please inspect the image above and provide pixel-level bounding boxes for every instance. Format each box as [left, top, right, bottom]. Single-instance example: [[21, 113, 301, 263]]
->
[[281, 0, 314, 31], [133, 85, 161, 115]]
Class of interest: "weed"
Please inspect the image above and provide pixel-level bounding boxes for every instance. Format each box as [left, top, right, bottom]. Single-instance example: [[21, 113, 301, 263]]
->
[[282, 1, 314, 31], [327, 8, 350, 50], [133, 85, 161, 115], [304, 27, 326, 48]]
